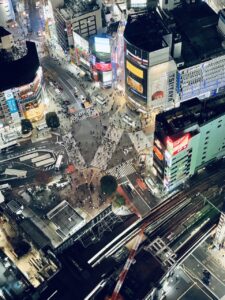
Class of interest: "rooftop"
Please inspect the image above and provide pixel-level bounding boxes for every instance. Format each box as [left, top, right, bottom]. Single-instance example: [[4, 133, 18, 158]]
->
[[172, 2, 225, 67], [0, 41, 40, 92], [57, 0, 99, 20], [124, 10, 169, 53], [156, 95, 225, 138], [47, 200, 84, 239], [0, 26, 11, 38]]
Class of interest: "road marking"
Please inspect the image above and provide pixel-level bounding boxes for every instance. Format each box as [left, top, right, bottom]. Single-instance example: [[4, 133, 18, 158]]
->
[[182, 265, 216, 300], [177, 283, 195, 300], [191, 253, 225, 288]]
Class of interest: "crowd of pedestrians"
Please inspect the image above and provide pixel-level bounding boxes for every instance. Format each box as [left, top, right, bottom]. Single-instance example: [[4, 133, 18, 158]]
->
[[91, 126, 124, 170]]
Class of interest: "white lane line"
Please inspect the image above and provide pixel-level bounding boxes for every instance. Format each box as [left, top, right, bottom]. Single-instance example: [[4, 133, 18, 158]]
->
[[191, 253, 225, 288], [177, 283, 195, 300]]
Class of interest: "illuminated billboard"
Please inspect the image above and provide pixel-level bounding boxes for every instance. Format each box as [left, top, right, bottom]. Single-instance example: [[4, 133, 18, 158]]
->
[[127, 76, 143, 94], [4, 90, 18, 114], [126, 61, 143, 79], [126, 41, 149, 67], [94, 37, 111, 54], [125, 57, 147, 103], [130, 0, 147, 7], [149, 61, 177, 107], [73, 32, 90, 67], [153, 146, 164, 161], [102, 71, 112, 84], [95, 62, 112, 72], [166, 133, 191, 156]]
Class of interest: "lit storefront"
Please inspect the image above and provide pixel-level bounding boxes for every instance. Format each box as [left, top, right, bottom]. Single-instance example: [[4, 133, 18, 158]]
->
[[17, 67, 45, 122]]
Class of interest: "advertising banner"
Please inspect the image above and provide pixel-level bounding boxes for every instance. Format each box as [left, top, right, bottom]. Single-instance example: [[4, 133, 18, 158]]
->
[[95, 62, 112, 72], [73, 32, 90, 67], [125, 57, 147, 103], [94, 37, 111, 54], [166, 133, 191, 156], [4, 90, 18, 114], [126, 61, 143, 79], [153, 145, 164, 161], [149, 60, 177, 107]]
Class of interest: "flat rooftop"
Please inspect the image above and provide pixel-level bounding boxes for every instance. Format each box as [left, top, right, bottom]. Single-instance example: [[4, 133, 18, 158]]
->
[[172, 2, 225, 67], [0, 26, 11, 38], [124, 10, 169, 53], [47, 200, 84, 239], [156, 95, 225, 138], [57, 0, 100, 20], [0, 41, 39, 92]]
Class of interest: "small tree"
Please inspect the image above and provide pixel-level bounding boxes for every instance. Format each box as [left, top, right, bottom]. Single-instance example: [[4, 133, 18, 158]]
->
[[100, 175, 118, 196], [45, 112, 60, 129], [21, 118, 33, 134]]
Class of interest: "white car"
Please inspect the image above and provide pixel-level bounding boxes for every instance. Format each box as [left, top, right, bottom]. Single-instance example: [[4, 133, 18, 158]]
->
[[74, 86, 78, 93], [79, 95, 86, 103], [122, 114, 136, 128], [55, 88, 61, 94]]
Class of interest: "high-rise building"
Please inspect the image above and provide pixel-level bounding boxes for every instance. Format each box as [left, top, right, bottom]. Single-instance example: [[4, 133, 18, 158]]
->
[[53, 0, 102, 52], [0, 0, 15, 27], [0, 35, 45, 127], [124, 11, 178, 115], [153, 96, 225, 191], [124, 2, 225, 115]]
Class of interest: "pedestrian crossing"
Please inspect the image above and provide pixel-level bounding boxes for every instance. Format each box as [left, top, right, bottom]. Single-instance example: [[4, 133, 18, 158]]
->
[[62, 133, 86, 168], [90, 127, 124, 170], [128, 131, 152, 153], [44, 164, 55, 171], [106, 159, 136, 179]]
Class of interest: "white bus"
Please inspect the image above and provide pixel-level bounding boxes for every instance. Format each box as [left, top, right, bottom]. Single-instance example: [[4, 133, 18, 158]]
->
[[35, 157, 55, 167], [4, 169, 27, 178], [55, 154, 63, 171], [20, 152, 39, 162], [31, 153, 51, 163]]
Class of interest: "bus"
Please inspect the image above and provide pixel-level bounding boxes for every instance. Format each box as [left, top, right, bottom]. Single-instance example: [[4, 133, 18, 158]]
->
[[35, 157, 55, 167], [4, 169, 27, 178], [55, 155, 63, 171], [31, 153, 51, 163]]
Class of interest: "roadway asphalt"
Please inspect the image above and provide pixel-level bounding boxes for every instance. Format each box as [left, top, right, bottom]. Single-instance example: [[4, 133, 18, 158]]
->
[[41, 56, 85, 111], [182, 240, 225, 299]]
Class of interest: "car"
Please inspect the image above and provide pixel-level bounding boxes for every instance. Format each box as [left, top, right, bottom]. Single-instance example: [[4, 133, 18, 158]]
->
[[79, 95, 86, 103], [74, 87, 78, 93], [55, 88, 61, 94]]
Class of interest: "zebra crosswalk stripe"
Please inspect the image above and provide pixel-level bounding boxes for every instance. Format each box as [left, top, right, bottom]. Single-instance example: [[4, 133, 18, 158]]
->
[[107, 160, 136, 179]]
